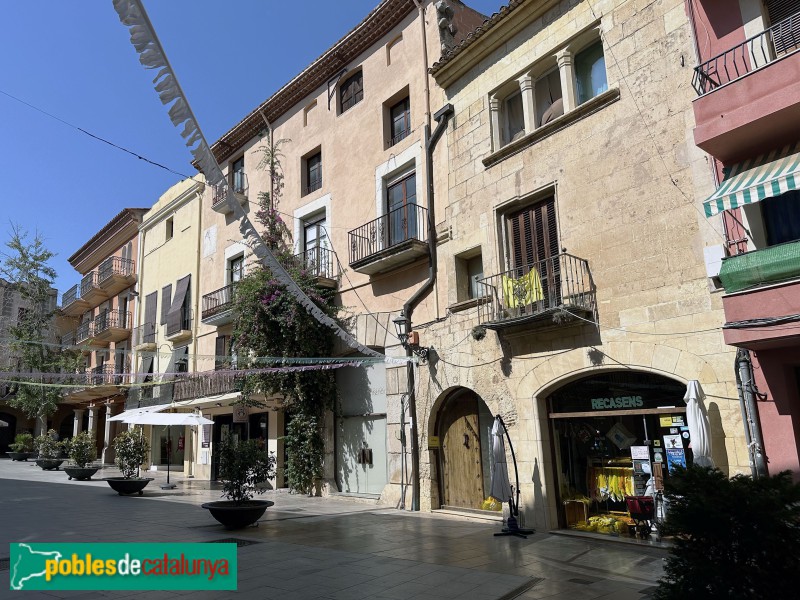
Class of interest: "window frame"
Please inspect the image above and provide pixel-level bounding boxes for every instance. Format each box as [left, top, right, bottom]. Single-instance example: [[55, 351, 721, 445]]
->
[[231, 155, 246, 194], [339, 70, 364, 113], [305, 151, 322, 195], [389, 97, 411, 146]]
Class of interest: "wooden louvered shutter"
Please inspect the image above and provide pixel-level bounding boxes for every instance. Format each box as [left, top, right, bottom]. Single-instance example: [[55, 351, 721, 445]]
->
[[506, 197, 559, 271], [765, 0, 800, 55], [160, 284, 172, 325]]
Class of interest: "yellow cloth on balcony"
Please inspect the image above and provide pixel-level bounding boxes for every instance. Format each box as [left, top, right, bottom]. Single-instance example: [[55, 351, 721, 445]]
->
[[501, 269, 543, 308]]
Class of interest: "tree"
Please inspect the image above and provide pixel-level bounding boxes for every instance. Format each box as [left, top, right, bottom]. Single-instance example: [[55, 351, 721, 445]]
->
[[0, 225, 74, 424], [655, 466, 800, 599], [231, 137, 341, 495]]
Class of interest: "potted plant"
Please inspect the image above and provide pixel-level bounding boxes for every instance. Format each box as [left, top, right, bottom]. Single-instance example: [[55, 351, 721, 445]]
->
[[35, 429, 65, 470], [63, 431, 99, 480], [202, 432, 276, 529], [8, 433, 35, 461], [104, 428, 153, 495]]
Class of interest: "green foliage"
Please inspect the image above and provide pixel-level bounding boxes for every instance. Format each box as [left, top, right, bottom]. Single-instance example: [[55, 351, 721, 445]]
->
[[231, 138, 340, 495], [1, 225, 80, 419], [113, 428, 150, 479], [217, 431, 277, 505], [66, 431, 97, 468], [34, 429, 64, 459], [655, 467, 800, 600], [9, 432, 34, 453]]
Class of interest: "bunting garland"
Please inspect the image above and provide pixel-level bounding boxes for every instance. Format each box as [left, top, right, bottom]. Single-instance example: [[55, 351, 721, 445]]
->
[[112, 0, 406, 365]]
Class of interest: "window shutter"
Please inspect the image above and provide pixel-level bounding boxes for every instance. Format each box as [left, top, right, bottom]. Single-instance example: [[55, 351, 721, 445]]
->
[[765, 0, 800, 54], [215, 336, 229, 371], [160, 285, 171, 325], [507, 196, 559, 270]]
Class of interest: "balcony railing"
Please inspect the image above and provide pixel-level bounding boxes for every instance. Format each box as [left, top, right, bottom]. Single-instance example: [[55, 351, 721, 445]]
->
[[693, 10, 800, 95], [389, 128, 411, 147], [75, 320, 93, 344], [98, 256, 134, 285], [173, 371, 245, 402], [202, 284, 236, 321], [88, 364, 127, 386], [62, 331, 76, 347], [349, 203, 428, 265], [212, 172, 248, 207], [166, 309, 192, 337], [477, 253, 595, 328], [62, 285, 79, 308], [296, 247, 338, 280], [305, 178, 322, 195], [132, 322, 156, 347], [93, 309, 130, 335], [80, 271, 100, 298]]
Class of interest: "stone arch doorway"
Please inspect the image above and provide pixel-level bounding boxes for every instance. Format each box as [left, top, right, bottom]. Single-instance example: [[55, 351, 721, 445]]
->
[[434, 388, 494, 510], [543, 370, 687, 534]]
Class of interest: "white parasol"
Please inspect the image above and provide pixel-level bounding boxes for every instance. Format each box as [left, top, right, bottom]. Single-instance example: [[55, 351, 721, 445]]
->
[[684, 380, 714, 467]]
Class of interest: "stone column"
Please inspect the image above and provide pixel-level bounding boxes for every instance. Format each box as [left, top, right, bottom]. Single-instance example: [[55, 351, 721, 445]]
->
[[489, 95, 502, 151], [101, 402, 115, 464], [556, 48, 577, 112], [87, 406, 99, 434], [517, 74, 536, 133], [73, 409, 85, 437]]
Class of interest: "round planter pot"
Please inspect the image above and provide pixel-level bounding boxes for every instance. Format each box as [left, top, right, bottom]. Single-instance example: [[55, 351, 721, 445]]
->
[[201, 500, 274, 530], [8, 452, 30, 461], [104, 477, 154, 496], [64, 466, 99, 481], [36, 458, 65, 471]]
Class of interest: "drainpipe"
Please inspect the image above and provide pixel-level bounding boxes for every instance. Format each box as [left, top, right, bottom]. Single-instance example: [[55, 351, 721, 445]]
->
[[412, 0, 432, 132], [403, 103, 454, 511], [735, 348, 768, 478]]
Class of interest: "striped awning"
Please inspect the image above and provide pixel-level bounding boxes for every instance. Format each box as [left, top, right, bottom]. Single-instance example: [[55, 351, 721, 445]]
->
[[703, 143, 800, 217]]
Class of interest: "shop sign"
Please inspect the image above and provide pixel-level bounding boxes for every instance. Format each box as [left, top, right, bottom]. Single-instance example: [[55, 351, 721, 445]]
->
[[590, 395, 643, 410], [428, 435, 440, 449], [232, 405, 248, 423]]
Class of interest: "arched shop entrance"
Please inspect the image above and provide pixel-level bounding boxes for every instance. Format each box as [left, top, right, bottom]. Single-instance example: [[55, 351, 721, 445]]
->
[[547, 371, 688, 536], [434, 388, 494, 510]]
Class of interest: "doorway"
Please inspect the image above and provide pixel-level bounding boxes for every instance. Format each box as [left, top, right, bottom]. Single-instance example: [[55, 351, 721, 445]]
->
[[436, 389, 494, 509]]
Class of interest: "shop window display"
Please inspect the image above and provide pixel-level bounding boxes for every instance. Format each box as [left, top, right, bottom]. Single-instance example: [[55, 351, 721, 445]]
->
[[548, 372, 690, 539]]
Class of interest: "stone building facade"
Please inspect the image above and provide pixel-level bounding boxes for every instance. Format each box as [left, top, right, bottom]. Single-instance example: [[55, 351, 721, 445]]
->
[[378, 0, 753, 531]]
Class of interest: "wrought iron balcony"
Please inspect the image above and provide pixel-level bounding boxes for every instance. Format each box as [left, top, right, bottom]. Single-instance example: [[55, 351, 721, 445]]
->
[[212, 172, 248, 214], [693, 10, 800, 95], [292, 247, 339, 287], [75, 320, 94, 344], [348, 203, 429, 275], [477, 253, 596, 330], [92, 309, 131, 342], [88, 364, 127, 386], [61, 330, 76, 348], [79, 270, 107, 305], [166, 309, 192, 342], [201, 283, 236, 324], [98, 256, 135, 296], [132, 322, 157, 349], [173, 371, 246, 402], [61, 284, 89, 317]]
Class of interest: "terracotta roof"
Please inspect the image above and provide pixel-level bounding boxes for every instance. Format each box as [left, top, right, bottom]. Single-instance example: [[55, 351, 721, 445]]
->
[[430, 0, 525, 75], [205, 0, 418, 167]]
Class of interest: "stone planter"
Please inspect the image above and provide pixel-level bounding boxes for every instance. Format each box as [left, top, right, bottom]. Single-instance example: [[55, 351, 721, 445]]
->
[[8, 452, 31, 461], [36, 458, 65, 471], [104, 477, 154, 496], [201, 500, 274, 530], [64, 466, 99, 481]]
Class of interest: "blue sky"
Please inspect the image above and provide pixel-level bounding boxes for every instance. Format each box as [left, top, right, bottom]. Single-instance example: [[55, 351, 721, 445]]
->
[[0, 0, 501, 295]]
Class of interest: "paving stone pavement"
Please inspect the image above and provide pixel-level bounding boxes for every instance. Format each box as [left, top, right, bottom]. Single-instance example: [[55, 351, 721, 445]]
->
[[0, 459, 665, 599]]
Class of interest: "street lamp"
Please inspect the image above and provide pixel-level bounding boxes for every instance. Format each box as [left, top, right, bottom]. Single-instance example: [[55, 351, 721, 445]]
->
[[392, 313, 429, 361]]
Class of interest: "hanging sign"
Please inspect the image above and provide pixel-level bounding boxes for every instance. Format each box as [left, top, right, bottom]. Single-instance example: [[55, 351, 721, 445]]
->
[[233, 405, 248, 423]]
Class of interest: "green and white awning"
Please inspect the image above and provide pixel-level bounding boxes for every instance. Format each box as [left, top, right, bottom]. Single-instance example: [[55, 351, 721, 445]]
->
[[703, 143, 800, 217]]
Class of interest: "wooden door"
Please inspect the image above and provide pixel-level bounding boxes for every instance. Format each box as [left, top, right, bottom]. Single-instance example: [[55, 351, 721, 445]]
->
[[440, 397, 484, 509]]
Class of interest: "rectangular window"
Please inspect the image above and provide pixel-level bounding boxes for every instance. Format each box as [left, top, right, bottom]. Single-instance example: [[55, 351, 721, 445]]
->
[[467, 255, 485, 299], [231, 156, 246, 195], [506, 196, 560, 306], [303, 215, 330, 278], [166, 217, 174, 241], [305, 152, 322, 195], [340, 71, 364, 113], [173, 346, 189, 374], [535, 68, 563, 127], [389, 98, 410, 146], [228, 255, 244, 284], [387, 173, 417, 247], [762, 190, 800, 245], [215, 336, 231, 371], [575, 41, 608, 105], [503, 92, 525, 146]]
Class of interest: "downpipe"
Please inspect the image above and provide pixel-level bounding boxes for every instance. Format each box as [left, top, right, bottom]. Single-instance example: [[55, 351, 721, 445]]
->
[[403, 103, 454, 511], [735, 348, 768, 478]]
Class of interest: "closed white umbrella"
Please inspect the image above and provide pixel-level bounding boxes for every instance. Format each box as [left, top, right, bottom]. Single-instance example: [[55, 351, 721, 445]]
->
[[489, 416, 513, 503], [0, 419, 8, 427], [684, 380, 714, 467]]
